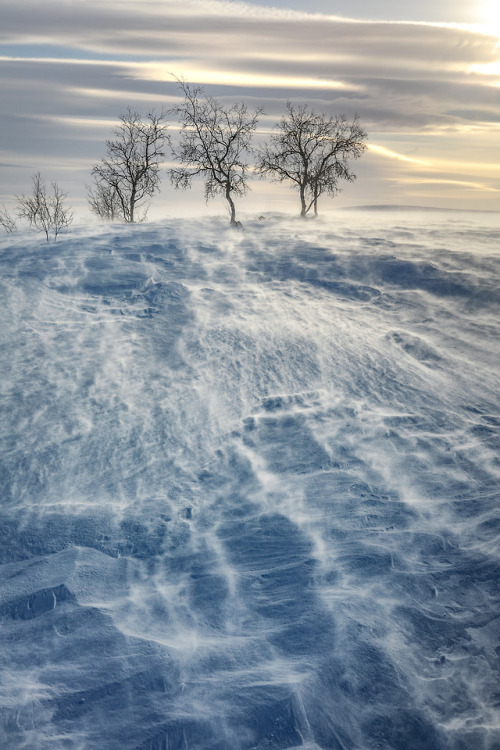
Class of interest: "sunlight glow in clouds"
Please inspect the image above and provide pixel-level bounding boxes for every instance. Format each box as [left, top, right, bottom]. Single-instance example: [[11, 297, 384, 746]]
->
[[396, 177, 500, 192], [368, 145, 430, 166], [148, 65, 360, 91], [469, 60, 500, 77], [479, 0, 500, 36]]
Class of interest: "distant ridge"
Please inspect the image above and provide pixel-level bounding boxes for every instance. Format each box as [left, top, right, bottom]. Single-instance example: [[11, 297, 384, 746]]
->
[[340, 204, 498, 214]]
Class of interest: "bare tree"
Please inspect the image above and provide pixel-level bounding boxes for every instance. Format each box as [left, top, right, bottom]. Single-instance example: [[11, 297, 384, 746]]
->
[[0, 204, 16, 233], [258, 102, 367, 217], [87, 181, 122, 222], [89, 109, 169, 223], [16, 173, 73, 241], [170, 80, 262, 226]]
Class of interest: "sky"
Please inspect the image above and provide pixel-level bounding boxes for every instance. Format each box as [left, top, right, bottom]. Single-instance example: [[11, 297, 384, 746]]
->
[[1, 0, 500, 219]]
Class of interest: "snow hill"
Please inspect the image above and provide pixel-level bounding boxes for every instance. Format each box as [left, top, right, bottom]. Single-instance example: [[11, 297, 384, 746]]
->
[[1, 211, 499, 750]]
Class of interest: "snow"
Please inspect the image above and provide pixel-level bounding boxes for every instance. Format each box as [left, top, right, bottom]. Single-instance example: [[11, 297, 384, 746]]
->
[[0, 210, 499, 749]]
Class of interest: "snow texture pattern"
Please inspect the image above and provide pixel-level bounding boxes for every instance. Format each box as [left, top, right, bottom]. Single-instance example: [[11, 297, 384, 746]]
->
[[0, 212, 499, 750]]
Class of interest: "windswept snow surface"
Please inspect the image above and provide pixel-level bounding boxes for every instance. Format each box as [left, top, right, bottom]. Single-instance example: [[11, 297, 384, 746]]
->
[[1, 211, 499, 750]]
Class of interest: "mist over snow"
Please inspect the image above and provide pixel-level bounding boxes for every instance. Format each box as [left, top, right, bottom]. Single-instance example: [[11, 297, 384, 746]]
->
[[0, 210, 499, 750]]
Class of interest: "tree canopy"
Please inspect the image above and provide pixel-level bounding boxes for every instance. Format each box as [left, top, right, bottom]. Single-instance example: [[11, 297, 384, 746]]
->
[[88, 109, 169, 223], [170, 80, 262, 225], [258, 102, 367, 217]]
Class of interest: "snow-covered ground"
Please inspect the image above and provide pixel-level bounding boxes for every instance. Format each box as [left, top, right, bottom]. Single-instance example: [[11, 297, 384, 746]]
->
[[1, 211, 499, 750]]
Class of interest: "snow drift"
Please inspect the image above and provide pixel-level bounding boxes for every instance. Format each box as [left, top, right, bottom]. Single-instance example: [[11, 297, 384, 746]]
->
[[0, 211, 499, 749]]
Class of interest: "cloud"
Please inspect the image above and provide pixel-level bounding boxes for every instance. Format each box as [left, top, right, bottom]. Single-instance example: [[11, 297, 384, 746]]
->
[[368, 145, 430, 165], [1, 1, 498, 122], [398, 177, 500, 192]]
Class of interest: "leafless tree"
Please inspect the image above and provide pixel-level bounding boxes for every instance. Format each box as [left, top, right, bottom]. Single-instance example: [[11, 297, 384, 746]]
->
[[89, 109, 169, 223], [16, 173, 73, 241], [0, 204, 16, 233], [87, 181, 122, 222], [170, 80, 262, 226], [258, 102, 367, 217]]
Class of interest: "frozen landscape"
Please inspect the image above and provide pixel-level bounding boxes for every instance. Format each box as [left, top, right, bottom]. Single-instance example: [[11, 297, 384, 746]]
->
[[0, 209, 499, 749]]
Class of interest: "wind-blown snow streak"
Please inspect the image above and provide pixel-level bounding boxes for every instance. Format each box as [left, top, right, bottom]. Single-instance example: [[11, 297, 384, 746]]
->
[[0, 212, 499, 749]]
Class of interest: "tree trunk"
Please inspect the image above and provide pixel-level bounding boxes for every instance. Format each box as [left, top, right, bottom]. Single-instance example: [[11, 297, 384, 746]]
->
[[312, 179, 319, 217], [129, 191, 135, 223], [300, 183, 307, 218], [226, 185, 237, 225]]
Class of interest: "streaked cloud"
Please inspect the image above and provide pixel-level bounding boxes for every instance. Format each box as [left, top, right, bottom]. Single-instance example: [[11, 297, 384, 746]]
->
[[396, 177, 500, 192], [368, 145, 430, 165]]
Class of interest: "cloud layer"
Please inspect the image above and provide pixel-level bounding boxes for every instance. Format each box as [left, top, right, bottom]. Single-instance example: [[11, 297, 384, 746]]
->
[[1, 0, 500, 216]]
